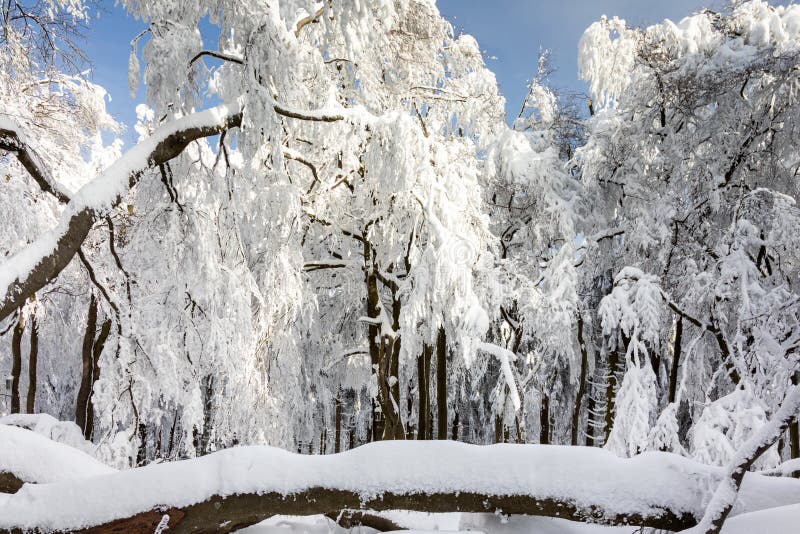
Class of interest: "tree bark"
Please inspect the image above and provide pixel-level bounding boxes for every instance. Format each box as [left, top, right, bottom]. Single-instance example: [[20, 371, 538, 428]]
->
[[334, 388, 342, 454], [790, 372, 799, 463], [572, 312, 589, 446], [10, 311, 24, 414], [668, 316, 683, 404], [417, 345, 431, 440], [325, 511, 403, 532], [76, 295, 98, 439], [539, 392, 550, 445], [0, 481, 697, 534], [25, 310, 38, 414], [436, 327, 447, 440], [0, 472, 24, 494]]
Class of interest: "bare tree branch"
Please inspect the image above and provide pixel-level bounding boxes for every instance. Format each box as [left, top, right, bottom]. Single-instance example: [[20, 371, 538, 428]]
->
[[0, 124, 72, 203]]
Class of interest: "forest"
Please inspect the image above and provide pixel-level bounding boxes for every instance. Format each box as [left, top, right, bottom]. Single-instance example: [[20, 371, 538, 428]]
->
[[1, 0, 800, 533]]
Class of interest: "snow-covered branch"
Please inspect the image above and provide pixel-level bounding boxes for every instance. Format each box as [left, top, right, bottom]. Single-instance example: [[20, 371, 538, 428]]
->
[[0, 121, 72, 203], [687, 385, 800, 534], [0, 103, 243, 322]]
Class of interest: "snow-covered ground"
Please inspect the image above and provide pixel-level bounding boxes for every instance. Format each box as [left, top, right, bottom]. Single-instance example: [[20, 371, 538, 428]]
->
[[237, 508, 800, 534]]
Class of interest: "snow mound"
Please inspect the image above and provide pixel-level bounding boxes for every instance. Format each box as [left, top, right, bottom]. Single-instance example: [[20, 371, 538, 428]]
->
[[0, 424, 115, 485], [0, 414, 97, 457]]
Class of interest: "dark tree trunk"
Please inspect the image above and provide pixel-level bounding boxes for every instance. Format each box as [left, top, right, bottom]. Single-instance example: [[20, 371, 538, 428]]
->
[[364, 242, 404, 440], [0, 481, 698, 533], [334, 388, 342, 454], [791, 372, 800, 463], [539, 392, 550, 445], [668, 316, 683, 404], [571, 312, 589, 445], [25, 311, 38, 414], [137, 423, 148, 466], [417, 345, 431, 440], [495, 412, 505, 444], [10, 311, 24, 414], [83, 318, 111, 440], [586, 386, 596, 447], [451, 408, 460, 441], [390, 295, 403, 436], [76, 295, 98, 438], [365, 251, 384, 441], [436, 327, 447, 440]]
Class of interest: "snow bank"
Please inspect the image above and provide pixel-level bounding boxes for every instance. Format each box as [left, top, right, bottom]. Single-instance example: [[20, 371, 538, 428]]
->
[[721, 503, 800, 534], [2, 441, 800, 531], [0, 424, 114, 485], [0, 414, 98, 457]]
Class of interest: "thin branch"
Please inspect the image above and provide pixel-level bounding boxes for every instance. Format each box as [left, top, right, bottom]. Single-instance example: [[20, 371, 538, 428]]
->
[[188, 50, 244, 67]]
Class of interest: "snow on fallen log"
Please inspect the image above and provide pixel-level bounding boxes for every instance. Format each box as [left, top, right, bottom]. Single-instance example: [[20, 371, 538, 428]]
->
[[0, 424, 114, 489], [2, 441, 800, 534]]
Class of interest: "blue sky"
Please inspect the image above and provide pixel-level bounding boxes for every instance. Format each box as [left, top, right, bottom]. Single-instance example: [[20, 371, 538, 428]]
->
[[86, 1, 783, 140]]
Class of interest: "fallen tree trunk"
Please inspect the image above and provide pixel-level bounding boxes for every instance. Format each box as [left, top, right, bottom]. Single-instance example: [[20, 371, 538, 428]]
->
[[0, 472, 24, 494], [3, 439, 800, 534], [8, 488, 697, 534]]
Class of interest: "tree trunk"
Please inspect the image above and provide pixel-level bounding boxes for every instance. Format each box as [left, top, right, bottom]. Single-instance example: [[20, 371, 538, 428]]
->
[[604, 344, 621, 443], [364, 243, 403, 440], [790, 372, 800, 464], [436, 327, 447, 440], [539, 392, 550, 445], [571, 312, 588, 446], [25, 310, 38, 414], [196, 375, 215, 455], [0, 443, 712, 534], [10, 311, 23, 414], [495, 412, 505, 444], [586, 386, 596, 447], [668, 316, 683, 404], [417, 345, 431, 440], [334, 388, 342, 454], [390, 294, 403, 436], [76, 295, 98, 438], [365, 255, 384, 441], [84, 318, 111, 440]]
